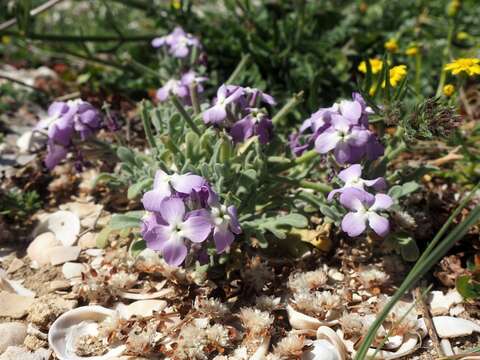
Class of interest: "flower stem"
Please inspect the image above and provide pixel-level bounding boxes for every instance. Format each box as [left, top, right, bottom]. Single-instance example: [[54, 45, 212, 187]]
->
[[415, 51, 422, 99], [140, 100, 157, 150], [189, 81, 201, 115], [171, 95, 201, 135], [273, 149, 318, 172], [272, 91, 304, 126], [298, 180, 332, 194], [226, 54, 251, 84], [436, 19, 455, 96]]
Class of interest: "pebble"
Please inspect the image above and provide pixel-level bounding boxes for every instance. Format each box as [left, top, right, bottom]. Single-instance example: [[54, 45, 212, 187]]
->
[[0, 323, 27, 353], [61, 262, 85, 279], [48, 246, 81, 266], [0, 292, 35, 319], [48, 280, 71, 292], [6, 258, 24, 274], [27, 294, 77, 327], [77, 231, 97, 249], [26, 233, 60, 266]]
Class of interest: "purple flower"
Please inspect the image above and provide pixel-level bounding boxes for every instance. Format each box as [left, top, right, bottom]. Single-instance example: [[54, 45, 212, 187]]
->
[[203, 84, 245, 124], [36, 99, 102, 169], [243, 87, 276, 107], [142, 170, 206, 212], [230, 109, 273, 144], [327, 164, 386, 200], [339, 188, 393, 237], [208, 193, 242, 253], [151, 27, 201, 58], [314, 114, 371, 164], [156, 71, 207, 103], [141, 197, 212, 266]]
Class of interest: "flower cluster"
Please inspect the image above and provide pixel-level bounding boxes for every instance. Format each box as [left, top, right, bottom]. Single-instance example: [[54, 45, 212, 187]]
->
[[141, 170, 241, 266], [444, 58, 480, 77], [290, 93, 384, 164], [328, 164, 393, 237], [151, 26, 201, 58], [156, 70, 207, 103], [203, 84, 276, 144], [35, 99, 102, 169]]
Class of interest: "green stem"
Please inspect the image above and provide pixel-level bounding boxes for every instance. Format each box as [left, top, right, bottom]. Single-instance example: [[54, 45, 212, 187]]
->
[[415, 51, 422, 98], [140, 101, 157, 150], [226, 54, 251, 84], [171, 95, 201, 135], [436, 19, 455, 96], [189, 82, 201, 115], [1, 30, 157, 42], [271, 91, 304, 125], [273, 149, 318, 172], [298, 180, 332, 194]]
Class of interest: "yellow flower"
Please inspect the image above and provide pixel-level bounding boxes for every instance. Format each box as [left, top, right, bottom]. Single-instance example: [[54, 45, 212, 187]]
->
[[405, 46, 418, 56], [444, 58, 480, 76], [456, 31, 469, 41], [358, 58, 383, 74], [443, 84, 455, 97], [1, 36, 11, 45], [384, 39, 398, 53], [382, 65, 407, 87], [171, 0, 181, 9]]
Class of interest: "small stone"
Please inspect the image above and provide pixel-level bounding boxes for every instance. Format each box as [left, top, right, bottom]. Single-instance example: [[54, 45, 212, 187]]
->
[[48, 246, 81, 266], [61, 262, 85, 279], [78, 231, 97, 249], [26, 233, 60, 266], [27, 294, 77, 328], [23, 334, 47, 352], [49, 280, 71, 292], [6, 258, 24, 274], [0, 292, 35, 318], [0, 323, 27, 353]]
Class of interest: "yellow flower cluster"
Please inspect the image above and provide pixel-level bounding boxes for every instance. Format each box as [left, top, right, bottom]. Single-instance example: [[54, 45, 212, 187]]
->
[[384, 39, 398, 53], [405, 46, 418, 56], [382, 65, 407, 87], [444, 58, 480, 76], [358, 59, 383, 74]]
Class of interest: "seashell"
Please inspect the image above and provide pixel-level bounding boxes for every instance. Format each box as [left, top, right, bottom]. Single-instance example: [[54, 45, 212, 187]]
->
[[287, 304, 338, 330], [433, 316, 480, 338], [119, 288, 174, 300], [250, 335, 271, 360], [316, 326, 347, 360], [363, 333, 420, 360], [381, 335, 404, 350], [35, 211, 81, 246], [302, 339, 343, 360], [429, 290, 463, 316], [27, 232, 61, 266], [48, 305, 126, 360], [440, 339, 454, 356], [115, 300, 167, 319], [62, 262, 86, 280], [0, 269, 35, 297]]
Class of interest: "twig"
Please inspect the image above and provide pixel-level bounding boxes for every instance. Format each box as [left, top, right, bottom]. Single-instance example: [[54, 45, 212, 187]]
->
[[226, 54, 251, 84], [415, 286, 444, 358], [0, 74, 49, 94], [271, 91, 304, 125], [429, 146, 463, 167], [0, 0, 65, 31]]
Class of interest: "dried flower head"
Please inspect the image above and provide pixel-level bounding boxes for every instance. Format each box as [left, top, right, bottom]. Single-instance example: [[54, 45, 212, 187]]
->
[[255, 295, 281, 312], [273, 333, 306, 357], [358, 265, 389, 289], [238, 308, 274, 336], [288, 269, 328, 293], [242, 257, 273, 292], [292, 290, 342, 319], [194, 297, 229, 318]]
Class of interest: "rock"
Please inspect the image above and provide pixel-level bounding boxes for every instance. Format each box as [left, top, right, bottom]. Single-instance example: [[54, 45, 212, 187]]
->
[[49, 280, 71, 292], [0, 323, 27, 353], [0, 292, 35, 318], [78, 231, 97, 249], [429, 290, 463, 316], [0, 346, 50, 360], [6, 258, 24, 274], [61, 262, 85, 279], [27, 294, 77, 328], [49, 246, 81, 266], [23, 334, 47, 352], [26, 233, 60, 266]]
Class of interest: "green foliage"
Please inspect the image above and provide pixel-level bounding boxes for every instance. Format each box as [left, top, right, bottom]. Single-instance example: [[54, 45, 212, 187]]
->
[[0, 189, 42, 223]]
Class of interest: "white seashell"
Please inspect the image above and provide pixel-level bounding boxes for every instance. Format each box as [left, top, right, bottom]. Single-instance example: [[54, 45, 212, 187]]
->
[[115, 300, 167, 319], [0, 269, 35, 297], [440, 339, 454, 356], [287, 304, 334, 330], [16, 130, 46, 153], [35, 211, 81, 246], [250, 335, 270, 360], [433, 316, 480, 338], [429, 290, 463, 316], [316, 326, 347, 360], [302, 339, 342, 360], [49, 246, 81, 266], [363, 334, 420, 360], [119, 289, 174, 300], [27, 232, 61, 266], [62, 262, 86, 280], [48, 306, 126, 360], [381, 335, 404, 350]]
